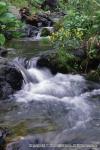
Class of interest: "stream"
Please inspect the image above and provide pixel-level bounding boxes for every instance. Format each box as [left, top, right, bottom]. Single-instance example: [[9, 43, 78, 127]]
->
[[0, 51, 100, 149]]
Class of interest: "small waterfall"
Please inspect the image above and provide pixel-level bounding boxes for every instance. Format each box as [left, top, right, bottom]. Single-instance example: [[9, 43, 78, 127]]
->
[[36, 30, 41, 40], [36, 27, 54, 40], [12, 57, 52, 84], [12, 61, 32, 84], [27, 57, 39, 69], [12, 57, 40, 84]]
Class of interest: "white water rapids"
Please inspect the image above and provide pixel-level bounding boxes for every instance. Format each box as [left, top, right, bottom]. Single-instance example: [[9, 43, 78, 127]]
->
[[4, 57, 100, 150], [13, 57, 99, 130]]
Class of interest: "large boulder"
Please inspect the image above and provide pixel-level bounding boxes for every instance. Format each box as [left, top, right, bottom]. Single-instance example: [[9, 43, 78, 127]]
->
[[36, 49, 84, 74], [37, 51, 69, 74], [0, 58, 23, 99]]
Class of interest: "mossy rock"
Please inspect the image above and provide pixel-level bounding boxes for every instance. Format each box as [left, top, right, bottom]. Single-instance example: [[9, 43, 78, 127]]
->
[[41, 28, 52, 37]]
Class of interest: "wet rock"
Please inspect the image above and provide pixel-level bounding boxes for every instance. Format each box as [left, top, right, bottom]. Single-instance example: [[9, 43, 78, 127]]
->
[[0, 128, 10, 150], [19, 8, 53, 28], [4, 65, 23, 91], [72, 48, 86, 60], [37, 13, 53, 27], [41, 0, 58, 11], [37, 52, 69, 74], [0, 47, 8, 57], [0, 58, 23, 99], [37, 49, 82, 74], [22, 25, 39, 37], [19, 7, 53, 27], [0, 81, 13, 99]]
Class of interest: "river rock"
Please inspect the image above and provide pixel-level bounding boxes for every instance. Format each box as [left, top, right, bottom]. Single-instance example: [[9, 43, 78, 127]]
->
[[19, 8, 53, 28], [0, 58, 23, 99], [0, 81, 13, 99], [37, 52, 69, 74], [0, 128, 10, 150], [37, 49, 84, 74], [41, 0, 58, 11], [21, 24, 39, 37], [72, 48, 86, 59], [0, 47, 8, 57]]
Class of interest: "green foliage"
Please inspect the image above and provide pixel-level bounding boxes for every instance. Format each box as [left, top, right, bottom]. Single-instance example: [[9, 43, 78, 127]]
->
[[0, 1, 22, 46], [0, 2, 8, 15], [0, 13, 15, 23], [51, 0, 100, 72]]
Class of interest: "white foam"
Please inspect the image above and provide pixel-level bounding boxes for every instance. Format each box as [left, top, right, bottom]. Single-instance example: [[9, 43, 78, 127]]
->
[[13, 67, 96, 127]]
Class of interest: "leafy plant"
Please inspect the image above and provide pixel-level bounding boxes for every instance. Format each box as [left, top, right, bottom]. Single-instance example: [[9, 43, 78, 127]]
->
[[0, 1, 22, 46], [51, 0, 100, 72]]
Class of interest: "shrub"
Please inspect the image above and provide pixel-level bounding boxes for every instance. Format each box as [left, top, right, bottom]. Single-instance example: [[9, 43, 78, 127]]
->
[[51, 0, 100, 72]]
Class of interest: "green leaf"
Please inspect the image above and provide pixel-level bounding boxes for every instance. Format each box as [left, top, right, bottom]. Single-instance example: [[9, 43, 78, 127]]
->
[[0, 13, 16, 24], [0, 2, 7, 15], [0, 34, 5, 46]]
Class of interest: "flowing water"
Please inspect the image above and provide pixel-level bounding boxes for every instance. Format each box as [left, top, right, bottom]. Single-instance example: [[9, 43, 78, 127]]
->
[[6, 30, 52, 58], [0, 57, 100, 150]]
